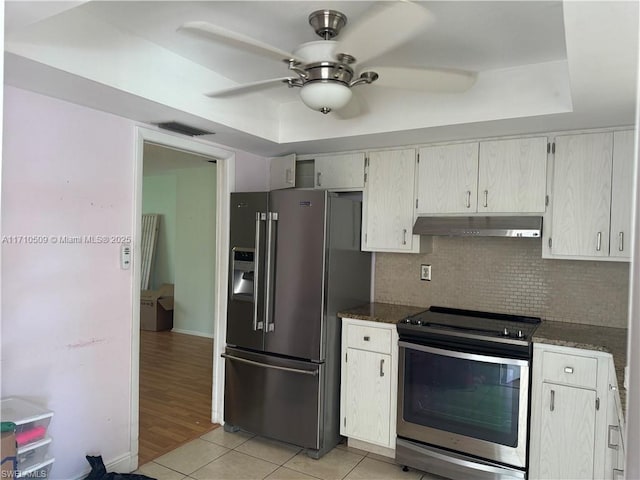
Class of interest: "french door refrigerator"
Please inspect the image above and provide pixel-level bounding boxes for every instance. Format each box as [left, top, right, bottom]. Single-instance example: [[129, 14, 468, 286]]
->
[[223, 190, 371, 458]]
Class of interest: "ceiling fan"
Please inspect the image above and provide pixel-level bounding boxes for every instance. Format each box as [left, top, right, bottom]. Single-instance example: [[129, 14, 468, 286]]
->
[[179, 2, 477, 115]]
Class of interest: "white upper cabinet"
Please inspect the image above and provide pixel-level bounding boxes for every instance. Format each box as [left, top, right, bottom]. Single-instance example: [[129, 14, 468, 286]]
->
[[548, 132, 612, 257], [269, 153, 296, 190], [544, 131, 634, 260], [416, 137, 547, 215], [609, 130, 635, 258], [363, 148, 427, 253], [417, 143, 479, 214], [313, 152, 365, 191], [478, 137, 547, 213]]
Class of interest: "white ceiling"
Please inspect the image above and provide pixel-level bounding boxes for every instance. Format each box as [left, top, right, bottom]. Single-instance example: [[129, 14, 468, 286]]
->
[[4, 1, 638, 156]]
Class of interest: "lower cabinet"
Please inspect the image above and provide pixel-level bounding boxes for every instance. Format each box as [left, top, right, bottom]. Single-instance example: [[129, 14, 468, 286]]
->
[[529, 343, 625, 480], [536, 382, 596, 479], [340, 318, 398, 456]]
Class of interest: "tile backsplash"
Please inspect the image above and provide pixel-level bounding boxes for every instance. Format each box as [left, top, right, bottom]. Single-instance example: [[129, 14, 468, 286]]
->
[[374, 237, 630, 328]]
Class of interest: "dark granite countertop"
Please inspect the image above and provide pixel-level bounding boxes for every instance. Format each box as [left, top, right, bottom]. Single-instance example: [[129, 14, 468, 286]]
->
[[534, 320, 628, 413], [338, 302, 427, 324]]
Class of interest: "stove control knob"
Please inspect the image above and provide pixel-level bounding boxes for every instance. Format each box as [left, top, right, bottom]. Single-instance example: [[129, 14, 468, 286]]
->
[[517, 330, 524, 338], [403, 318, 412, 324], [503, 327, 510, 337], [414, 319, 423, 326]]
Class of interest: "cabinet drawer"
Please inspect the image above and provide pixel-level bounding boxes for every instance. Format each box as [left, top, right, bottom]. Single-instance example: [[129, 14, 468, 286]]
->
[[346, 324, 391, 354], [541, 351, 598, 388]]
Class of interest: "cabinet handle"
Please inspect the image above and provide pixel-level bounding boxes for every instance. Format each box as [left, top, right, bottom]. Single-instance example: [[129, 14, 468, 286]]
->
[[483, 190, 488, 208], [608, 425, 620, 450], [363, 336, 370, 342], [380, 358, 385, 377], [286, 168, 293, 185], [564, 366, 574, 374], [550, 389, 555, 411], [596, 232, 602, 252], [619, 232, 624, 252], [465, 190, 471, 208], [402, 229, 407, 245], [316, 172, 322, 187]]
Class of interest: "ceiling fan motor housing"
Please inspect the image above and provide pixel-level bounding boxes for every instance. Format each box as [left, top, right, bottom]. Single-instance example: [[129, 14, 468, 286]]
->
[[304, 61, 354, 85]]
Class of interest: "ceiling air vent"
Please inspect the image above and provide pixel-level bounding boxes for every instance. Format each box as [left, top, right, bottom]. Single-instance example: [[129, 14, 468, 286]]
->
[[155, 122, 214, 137]]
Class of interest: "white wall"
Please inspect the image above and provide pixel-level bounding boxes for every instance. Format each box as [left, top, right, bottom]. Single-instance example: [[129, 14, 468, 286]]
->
[[1, 86, 136, 478], [624, 23, 640, 472], [174, 165, 217, 337], [142, 174, 177, 289], [234, 150, 269, 191]]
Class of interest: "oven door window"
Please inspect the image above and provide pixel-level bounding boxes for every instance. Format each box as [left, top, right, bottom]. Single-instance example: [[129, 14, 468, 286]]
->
[[403, 346, 522, 447]]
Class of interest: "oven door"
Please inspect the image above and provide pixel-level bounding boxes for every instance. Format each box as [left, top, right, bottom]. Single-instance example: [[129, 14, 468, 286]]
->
[[397, 341, 530, 469]]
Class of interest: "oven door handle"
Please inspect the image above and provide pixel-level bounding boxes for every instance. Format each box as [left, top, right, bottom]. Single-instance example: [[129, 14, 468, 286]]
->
[[398, 341, 530, 367]]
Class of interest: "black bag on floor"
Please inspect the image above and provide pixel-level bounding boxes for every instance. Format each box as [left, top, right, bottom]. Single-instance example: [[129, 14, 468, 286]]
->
[[83, 455, 156, 480]]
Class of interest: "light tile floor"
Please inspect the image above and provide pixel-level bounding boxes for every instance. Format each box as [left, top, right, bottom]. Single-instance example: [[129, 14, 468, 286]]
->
[[136, 428, 449, 480]]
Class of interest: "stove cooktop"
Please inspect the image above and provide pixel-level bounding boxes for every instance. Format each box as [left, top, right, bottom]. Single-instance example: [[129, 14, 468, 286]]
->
[[398, 306, 541, 345]]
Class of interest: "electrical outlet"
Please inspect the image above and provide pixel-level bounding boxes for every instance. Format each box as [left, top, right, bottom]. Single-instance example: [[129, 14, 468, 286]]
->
[[420, 264, 431, 281]]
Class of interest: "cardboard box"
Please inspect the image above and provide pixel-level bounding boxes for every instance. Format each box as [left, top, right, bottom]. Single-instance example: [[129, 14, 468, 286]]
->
[[1, 423, 17, 478], [141, 283, 174, 331]]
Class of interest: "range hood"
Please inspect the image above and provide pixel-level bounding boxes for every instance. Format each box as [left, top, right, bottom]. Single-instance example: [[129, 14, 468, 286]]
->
[[412, 216, 542, 238]]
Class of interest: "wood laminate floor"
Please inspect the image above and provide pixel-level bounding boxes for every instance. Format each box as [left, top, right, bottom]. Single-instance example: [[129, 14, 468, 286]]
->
[[139, 330, 218, 465]]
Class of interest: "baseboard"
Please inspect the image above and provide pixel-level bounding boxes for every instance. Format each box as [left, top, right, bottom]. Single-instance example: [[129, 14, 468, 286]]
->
[[72, 452, 135, 480], [171, 328, 214, 339], [347, 438, 395, 458]]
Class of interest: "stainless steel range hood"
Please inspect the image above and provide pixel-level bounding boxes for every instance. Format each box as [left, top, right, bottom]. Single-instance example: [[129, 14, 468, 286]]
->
[[412, 216, 542, 238]]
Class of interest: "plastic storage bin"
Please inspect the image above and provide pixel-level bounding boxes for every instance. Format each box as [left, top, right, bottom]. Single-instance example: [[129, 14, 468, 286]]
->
[[0, 398, 53, 447], [16, 437, 51, 472], [17, 457, 54, 479]]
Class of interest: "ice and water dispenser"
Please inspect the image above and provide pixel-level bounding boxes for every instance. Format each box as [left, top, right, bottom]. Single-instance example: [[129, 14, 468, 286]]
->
[[231, 248, 255, 301]]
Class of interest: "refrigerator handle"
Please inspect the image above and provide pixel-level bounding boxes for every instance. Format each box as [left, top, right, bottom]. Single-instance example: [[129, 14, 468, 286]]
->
[[264, 212, 278, 332], [221, 353, 318, 376], [253, 212, 266, 331]]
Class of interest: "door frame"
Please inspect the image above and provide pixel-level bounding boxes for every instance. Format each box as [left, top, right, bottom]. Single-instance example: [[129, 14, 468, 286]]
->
[[131, 126, 234, 468]]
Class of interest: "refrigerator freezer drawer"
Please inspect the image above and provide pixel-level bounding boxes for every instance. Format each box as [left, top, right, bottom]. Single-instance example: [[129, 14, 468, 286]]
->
[[223, 347, 323, 450]]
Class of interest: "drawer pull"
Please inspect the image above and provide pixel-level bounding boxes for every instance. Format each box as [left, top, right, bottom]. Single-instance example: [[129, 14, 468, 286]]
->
[[550, 389, 555, 412], [363, 336, 370, 341], [564, 366, 574, 374]]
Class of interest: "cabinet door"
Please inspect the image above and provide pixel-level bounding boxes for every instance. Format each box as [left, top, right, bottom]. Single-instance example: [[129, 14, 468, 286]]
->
[[314, 153, 365, 190], [609, 130, 635, 258], [363, 149, 417, 251], [269, 154, 296, 190], [537, 382, 596, 480], [550, 133, 613, 257], [343, 348, 391, 446], [478, 137, 547, 213], [417, 143, 479, 214]]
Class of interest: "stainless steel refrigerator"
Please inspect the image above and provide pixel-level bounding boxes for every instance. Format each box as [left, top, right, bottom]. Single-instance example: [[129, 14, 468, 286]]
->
[[223, 190, 371, 458]]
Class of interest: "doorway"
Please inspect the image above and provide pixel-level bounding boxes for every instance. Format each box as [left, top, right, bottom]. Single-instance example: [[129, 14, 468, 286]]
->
[[139, 142, 217, 463], [131, 127, 233, 469]]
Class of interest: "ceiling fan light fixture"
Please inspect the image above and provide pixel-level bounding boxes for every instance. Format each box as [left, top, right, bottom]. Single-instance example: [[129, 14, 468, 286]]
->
[[299, 81, 352, 114]]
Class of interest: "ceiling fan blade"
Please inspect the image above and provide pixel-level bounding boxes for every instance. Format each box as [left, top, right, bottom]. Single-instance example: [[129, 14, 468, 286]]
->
[[333, 1, 433, 65], [206, 77, 295, 98], [370, 67, 477, 93], [179, 21, 302, 63]]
